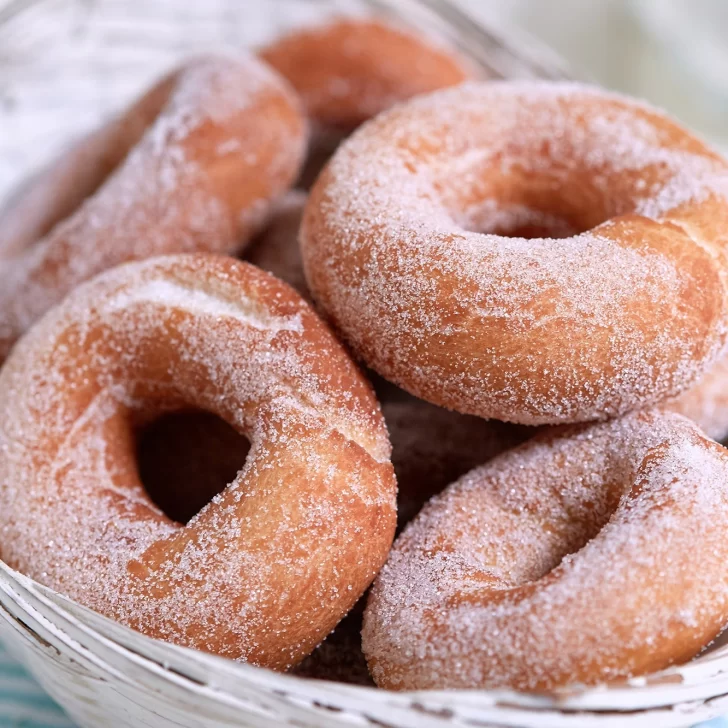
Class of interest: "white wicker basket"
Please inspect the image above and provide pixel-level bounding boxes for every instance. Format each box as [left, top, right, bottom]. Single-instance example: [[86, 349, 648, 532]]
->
[[2, 1, 728, 726]]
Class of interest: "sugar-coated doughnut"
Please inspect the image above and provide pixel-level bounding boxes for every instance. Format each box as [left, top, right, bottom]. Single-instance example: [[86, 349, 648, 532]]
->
[[302, 81, 728, 425], [668, 352, 728, 442], [0, 54, 307, 363], [363, 410, 728, 691], [260, 18, 475, 132], [0, 254, 396, 668]]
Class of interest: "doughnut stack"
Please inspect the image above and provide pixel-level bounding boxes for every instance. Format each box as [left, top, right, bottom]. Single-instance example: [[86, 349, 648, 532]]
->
[[2, 15, 728, 695]]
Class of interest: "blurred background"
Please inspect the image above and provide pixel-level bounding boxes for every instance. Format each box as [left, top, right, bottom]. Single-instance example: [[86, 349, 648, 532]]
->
[[2, 0, 728, 201], [481, 0, 728, 151]]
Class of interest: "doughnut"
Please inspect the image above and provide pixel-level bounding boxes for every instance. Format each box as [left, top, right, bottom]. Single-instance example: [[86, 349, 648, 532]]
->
[[260, 18, 475, 132], [0, 54, 307, 363], [363, 410, 728, 691], [668, 352, 728, 442], [302, 81, 728, 425], [0, 254, 396, 668]]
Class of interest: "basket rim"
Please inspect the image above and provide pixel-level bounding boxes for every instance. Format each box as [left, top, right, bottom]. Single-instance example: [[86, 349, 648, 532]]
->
[[3, 559, 728, 718]]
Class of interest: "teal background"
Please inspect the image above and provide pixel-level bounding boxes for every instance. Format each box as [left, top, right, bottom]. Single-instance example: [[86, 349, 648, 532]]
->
[[0, 642, 73, 727]]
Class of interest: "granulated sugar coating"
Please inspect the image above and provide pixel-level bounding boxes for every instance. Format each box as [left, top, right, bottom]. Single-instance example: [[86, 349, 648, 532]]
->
[[302, 81, 728, 424], [0, 53, 307, 362], [0, 254, 396, 670], [363, 410, 728, 691]]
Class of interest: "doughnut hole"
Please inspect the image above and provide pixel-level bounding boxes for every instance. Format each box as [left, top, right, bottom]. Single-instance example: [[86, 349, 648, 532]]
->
[[136, 410, 251, 525], [447, 157, 645, 241], [425, 116, 700, 239], [456, 201, 583, 240]]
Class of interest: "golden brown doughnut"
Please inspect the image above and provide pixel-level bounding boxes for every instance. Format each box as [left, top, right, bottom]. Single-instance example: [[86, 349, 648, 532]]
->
[[302, 81, 728, 425], [260, 18, 475, 132], [363, 410, 728, 691], [0, 54, 307, 363], [668, 351, 728, 442], [0, 254, 396, 669]]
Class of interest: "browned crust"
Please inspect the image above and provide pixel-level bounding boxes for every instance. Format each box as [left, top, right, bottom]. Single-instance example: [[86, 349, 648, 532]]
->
[[260, 18, 476, 131], [0, 254, 396, 669], [0, 54, 308, 363]]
